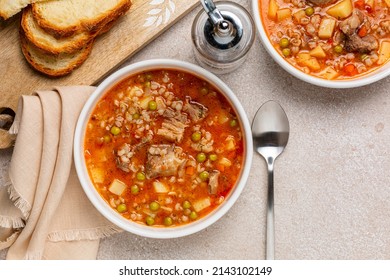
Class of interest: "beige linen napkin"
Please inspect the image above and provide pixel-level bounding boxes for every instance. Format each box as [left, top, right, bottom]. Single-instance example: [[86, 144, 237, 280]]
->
[[0, 86, 121, 260]]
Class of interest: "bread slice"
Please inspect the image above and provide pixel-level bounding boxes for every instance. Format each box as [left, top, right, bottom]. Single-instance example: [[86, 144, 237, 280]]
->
[[21, 7, 91, 54], [20, 29, 93, 77], [21, 4, 129, 54], [31, 0, 132, 38], [0, 0, 48, 20]]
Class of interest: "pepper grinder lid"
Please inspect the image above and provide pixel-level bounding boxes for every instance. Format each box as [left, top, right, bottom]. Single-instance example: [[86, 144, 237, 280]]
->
[[191, 0, 254, 74]]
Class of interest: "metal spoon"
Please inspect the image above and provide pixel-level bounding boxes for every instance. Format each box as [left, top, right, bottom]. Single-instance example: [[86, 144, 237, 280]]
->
[[251, 101, 290, 260]]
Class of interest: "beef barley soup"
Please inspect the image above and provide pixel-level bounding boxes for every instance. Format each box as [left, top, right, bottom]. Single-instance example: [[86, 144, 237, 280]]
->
[[84, 69, 244, 227], [259, 0, 390, 79]]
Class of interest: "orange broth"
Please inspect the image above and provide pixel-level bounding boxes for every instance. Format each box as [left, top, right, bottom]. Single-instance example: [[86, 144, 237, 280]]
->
[[259, 0, 390, 80], [84, 69, 244, 227]]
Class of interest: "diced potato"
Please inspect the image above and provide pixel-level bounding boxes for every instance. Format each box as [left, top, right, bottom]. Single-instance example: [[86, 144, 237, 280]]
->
[[293, 10, 306, 22], [193, 197, 211, 212], [268, 0, 279, 20], [276, 8, 292, 22], [385, 0, 390, 8], [309, 45, 327, 58], [326, 0, 352, 19], [377, 41, 390, 65], [319, 66, 339, 80], [318, 18, 336, 39], [108, 179, 127, 196], [218, 112, 229, 124], [296, 53, 321, 71], [219, 157, 232, 167], [225, 136, 236, 151], [139, 96, 153, 109], [153, 181, 169, 193], [90, 167, 105, 184]]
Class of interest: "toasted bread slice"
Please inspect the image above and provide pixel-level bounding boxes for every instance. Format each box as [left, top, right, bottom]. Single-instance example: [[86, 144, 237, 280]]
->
[[21, 7, 91, 54], [32, 0, 132, 38], [20, 29, 93, 77], [0, 0, 48, 20], [21, 4, 129, 54]]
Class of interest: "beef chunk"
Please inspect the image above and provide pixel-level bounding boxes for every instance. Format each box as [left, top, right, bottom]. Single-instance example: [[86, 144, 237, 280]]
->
[[340, 11, 379, 53], [183, 97, 208, 123], [157, 108, 188, 143], [146, 144, 186, 179], [208, 170, 220, 194], [344, 33, 378, 53]]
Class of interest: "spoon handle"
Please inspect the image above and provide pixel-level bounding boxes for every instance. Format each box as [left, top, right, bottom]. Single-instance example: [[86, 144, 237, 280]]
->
[[266, 160, 275, 260]]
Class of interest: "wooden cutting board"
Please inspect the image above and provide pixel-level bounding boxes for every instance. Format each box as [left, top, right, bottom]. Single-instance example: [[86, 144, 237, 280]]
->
[[0, 0, 200, 149]]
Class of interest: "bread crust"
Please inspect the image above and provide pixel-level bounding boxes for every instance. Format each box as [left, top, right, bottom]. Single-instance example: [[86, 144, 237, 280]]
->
[[0, 0, 48, 20], [21, 7, 92, 54], [31, 0, 132, 39], [20, 29, 93, 77]]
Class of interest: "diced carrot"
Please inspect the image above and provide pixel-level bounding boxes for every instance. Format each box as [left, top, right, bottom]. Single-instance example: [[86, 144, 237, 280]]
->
[[343, 64, 358, 76], [354, 0, 365, 9], [358, 26, 367, 37], [216, 164, 225, 172], [186, 166, 195, 176]]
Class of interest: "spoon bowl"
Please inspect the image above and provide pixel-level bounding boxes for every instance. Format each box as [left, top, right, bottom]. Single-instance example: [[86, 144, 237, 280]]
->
[[252, 101, 289, 259]]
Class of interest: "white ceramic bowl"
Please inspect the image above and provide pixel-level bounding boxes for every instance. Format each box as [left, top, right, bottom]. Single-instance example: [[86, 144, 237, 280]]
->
[[74, 59, 253, 239], [251, 0, 390, 88]]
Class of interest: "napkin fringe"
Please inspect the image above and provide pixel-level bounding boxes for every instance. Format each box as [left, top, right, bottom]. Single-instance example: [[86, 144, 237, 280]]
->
[[47, 226, 122, 242], [25, 252, 43, 260], [7, 183, 31, 220], [0, 214, 25, 229]]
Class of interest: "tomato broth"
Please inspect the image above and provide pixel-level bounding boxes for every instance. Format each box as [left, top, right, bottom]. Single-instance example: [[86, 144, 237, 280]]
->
[[84, 69, 244, 227]]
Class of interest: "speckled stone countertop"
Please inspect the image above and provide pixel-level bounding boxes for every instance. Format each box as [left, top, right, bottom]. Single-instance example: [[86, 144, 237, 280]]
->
[[1, 0, 390, 260]]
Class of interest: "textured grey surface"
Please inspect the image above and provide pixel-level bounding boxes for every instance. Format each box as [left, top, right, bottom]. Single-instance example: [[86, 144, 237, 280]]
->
[[1, 0, 390, 260]]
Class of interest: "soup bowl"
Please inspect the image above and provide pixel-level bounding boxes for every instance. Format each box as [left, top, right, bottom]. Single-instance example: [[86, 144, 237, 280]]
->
[[74, 59, 253, 238], [252, 0, 390, 88]]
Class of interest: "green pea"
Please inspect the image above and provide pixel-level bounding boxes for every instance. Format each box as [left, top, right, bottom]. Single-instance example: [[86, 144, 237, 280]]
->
[[149, 201, 160, 211], [189, 211, 198, 220], [209, 154, 218, 161], [305, 7, 314, 16], [110, 126, 121, 136], [117, 204, 127, 213], [145, 73, 153, 81], [164, 217, 173, 226], [136, 172, 146, 181], [148, 100, 157, 111], [199, 86, 209, 95], [144, 81, 151, 88], [279, 38, 289, 48], [145, 216, 155, 226], [230, 119, 237, 127], [199, 171, 209, 181], [132, 113, 140, 119], [196, 152, 207, 163], [334, 45, 343, 53], [131, 185, 139, 195], [182, 200, 191, 209], [191, 131, 202, 142], [103, 135, 111, 143], [282, 48, 291, 57]]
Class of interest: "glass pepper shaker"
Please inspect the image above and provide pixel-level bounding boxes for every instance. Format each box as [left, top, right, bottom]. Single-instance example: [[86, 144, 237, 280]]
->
[[191, 0, 255, 75]]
